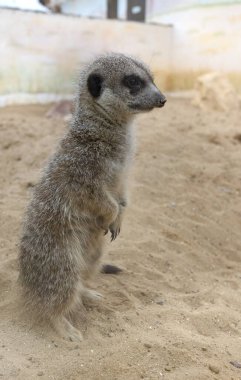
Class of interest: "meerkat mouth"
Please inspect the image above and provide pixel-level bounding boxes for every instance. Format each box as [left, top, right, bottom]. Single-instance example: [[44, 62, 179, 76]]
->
[[129, 104, 154, 112]]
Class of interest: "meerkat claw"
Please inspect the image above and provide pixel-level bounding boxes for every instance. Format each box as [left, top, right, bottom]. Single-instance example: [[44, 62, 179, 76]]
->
[[110, 230, 114, 241], [110, 227, 120, 241], [110, 229, 115, 241]]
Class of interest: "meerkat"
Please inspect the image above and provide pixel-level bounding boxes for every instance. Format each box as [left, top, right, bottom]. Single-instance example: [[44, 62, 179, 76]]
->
[[19, 53, 166, 342]]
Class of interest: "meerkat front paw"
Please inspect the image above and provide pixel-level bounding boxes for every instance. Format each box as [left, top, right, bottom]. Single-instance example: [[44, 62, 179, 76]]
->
[[96, 207, 118, 235], [96, 215, 109, 234], [109, 215, 122, 241]]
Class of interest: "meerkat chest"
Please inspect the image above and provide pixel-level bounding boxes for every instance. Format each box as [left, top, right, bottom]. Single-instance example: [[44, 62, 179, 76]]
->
[[105, 132, 135, 191], [110, 128, 134, 168]]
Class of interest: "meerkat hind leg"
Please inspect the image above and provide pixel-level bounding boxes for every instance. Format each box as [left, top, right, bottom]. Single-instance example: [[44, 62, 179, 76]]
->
[[81, 287, 103, 301], [52, 315, 83, 342]]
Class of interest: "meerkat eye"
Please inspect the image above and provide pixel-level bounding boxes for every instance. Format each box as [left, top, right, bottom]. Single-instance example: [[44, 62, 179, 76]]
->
[[122, 74, 145, 94]]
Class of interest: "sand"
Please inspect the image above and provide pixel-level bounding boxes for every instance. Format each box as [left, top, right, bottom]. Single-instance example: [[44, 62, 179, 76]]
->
[[0, 98, 241, 380]]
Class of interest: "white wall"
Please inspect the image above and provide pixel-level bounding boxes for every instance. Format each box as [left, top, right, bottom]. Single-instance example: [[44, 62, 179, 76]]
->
[[0, 0, 47, 12], [61, 0, 106, 18], [0, 2, 241, 99], [152, 3, 241, 72], [0, 8, 172, 99], [150, 3, 241, 89]]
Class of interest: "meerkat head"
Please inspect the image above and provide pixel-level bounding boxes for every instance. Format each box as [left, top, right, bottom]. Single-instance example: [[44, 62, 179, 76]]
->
[[78, 53, 166, 121]]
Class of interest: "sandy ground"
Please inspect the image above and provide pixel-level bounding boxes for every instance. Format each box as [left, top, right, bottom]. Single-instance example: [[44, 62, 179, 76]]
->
[[0, 98, 241, 380]]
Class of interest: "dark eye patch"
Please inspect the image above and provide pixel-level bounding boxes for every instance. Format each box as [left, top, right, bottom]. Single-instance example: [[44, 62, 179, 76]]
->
[[122, 74, 145, 95], [87, 73, 103, 98]]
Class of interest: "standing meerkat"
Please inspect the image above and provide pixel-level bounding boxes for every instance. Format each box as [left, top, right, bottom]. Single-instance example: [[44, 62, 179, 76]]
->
[[19, 53, 166, 342]]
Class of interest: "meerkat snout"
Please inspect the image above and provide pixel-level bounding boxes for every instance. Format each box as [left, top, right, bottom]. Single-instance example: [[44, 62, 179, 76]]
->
[[151, 88, 167, 108]]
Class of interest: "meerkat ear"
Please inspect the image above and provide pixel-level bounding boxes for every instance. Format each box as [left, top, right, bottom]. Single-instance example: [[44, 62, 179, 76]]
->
[[87, 73, 103, 98]]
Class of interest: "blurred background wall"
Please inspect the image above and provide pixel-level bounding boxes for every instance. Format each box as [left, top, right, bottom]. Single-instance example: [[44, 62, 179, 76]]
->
[[0, 0, 240, 103], [151, 1, 241, 91]]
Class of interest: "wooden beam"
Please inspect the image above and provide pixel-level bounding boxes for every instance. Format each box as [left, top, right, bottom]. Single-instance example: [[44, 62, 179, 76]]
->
[[107, 0, 118, 19]]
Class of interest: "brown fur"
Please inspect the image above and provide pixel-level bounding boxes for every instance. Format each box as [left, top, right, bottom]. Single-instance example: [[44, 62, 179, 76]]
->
[[19, 53, 166, 341]]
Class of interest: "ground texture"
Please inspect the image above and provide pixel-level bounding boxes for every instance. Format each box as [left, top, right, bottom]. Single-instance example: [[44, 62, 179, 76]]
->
[[0, 99, 241, 380]]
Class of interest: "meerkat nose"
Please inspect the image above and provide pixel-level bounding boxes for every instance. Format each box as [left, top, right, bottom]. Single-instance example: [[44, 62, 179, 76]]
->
[[156, 93, 167, 108], [150, 85, 167, 108]]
